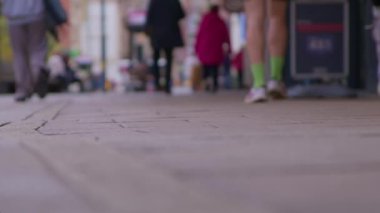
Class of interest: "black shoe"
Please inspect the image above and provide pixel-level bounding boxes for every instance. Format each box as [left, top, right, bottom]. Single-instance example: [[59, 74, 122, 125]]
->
[[35, 68, 50, 99], [15, 93, 32, 103], [165, 85, 171, 95], [155, 85, 163, 92], [204, 83, 211, 92]]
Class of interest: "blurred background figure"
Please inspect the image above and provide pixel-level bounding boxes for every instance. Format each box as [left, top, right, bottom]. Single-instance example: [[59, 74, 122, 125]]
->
[[373, 0, 380, 95], [48, 51, 83, 93], [62, 52, 83, 92], [47, 52, 66, 92], [2, 0, 49, 102], [145, 0, 185, 94], [244, 0, 288, 103], [195, 4, 230, 93], [232, 48, 245, 90]]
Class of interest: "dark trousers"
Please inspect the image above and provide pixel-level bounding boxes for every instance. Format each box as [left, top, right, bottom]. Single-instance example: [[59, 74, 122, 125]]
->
[[9, 19, 47, 96], [237, 69, 244, 89], [203, 65, 219, 92], [374, 8, 380, 81], [152, 48, 173, 93]]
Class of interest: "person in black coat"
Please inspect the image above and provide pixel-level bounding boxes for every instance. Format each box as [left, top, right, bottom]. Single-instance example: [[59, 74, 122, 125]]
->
[[373, 0, 380, 95], [146, 0, 185, 94]]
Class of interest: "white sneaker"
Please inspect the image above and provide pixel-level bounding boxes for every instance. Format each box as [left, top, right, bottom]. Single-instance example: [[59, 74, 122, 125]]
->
[[244, 87, 267, 104], [267, 80, 287, 100]]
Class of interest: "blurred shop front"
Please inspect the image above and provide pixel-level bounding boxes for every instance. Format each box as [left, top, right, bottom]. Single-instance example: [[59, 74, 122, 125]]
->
[[285, 0, 378, 96], [0, 0, 378, 95], [0, 14, 14, 93], [221, 0, 379, 95], [69, 0, 379, 95], [120, 0, 214, 94]]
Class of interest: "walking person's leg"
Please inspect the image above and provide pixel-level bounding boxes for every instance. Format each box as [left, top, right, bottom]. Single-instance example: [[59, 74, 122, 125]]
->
[[203, 65, 211, 91], [267, 0, 288, 99], [373, 6, 380, 95], [211, 65, 219, 93], [152, 48, 161, 90], [164, 48, 174, 94], [238, 69, 244, 89], [28, 19, 49, 99], [9, 24, 33, 102], [223, 56, 232, 89], [244, 0, 267, 103]]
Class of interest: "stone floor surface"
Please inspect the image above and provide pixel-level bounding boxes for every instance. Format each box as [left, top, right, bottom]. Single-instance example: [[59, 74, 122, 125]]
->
[[0, 92, 380, 213]]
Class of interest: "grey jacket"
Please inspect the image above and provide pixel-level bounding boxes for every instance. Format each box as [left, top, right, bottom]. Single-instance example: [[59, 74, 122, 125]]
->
[[1, 0, 45, 25]]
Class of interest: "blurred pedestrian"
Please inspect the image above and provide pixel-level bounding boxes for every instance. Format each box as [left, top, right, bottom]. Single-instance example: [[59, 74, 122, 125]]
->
[[195, 5, 231, 93], [2, 0, 50, 102], [233, 48, 245, 89], [47, 52, 66, 92], [62, 53, 83, 91], [244, 0, 288, 103], [146, 0, 185, 94], [373, 0, 380, 95]]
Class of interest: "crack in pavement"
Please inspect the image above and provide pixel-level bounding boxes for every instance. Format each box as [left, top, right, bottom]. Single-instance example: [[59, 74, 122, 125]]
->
[[23, 103, 59, 121], [38, 132, 93, 136], [35, 120, 49, 132], [33, 101, 72, 136], [171, 161, 380, 180], [111, 119, 126, 129], [52, 101, 72, 121], [23, 100, 72, 122], [134, 130, 150, 134], [33, 121, 91, 136], [0, 122, 11, 128]]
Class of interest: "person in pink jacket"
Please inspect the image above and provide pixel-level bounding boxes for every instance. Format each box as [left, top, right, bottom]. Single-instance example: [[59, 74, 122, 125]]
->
[[195, 5, 231, 93]]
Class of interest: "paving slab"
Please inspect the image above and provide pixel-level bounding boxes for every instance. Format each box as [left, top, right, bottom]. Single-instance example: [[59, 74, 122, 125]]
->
[[0, 138, 94, 213], [1, 92, 380, 212]]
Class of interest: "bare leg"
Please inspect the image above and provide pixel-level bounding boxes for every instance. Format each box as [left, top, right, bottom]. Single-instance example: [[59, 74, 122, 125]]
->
[[266, 0, 288, 99], [244, 0, 267, 103], [268, 0, 288, 57], [244, 0, 288, 103], [245, 0, 265, 65]]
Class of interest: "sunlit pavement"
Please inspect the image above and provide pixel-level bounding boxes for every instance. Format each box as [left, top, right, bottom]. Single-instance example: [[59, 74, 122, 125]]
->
[[1, 91, 380, 213]]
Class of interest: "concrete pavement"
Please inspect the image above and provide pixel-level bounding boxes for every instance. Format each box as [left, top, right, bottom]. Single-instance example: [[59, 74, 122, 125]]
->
[[1, 92, 380, 213]]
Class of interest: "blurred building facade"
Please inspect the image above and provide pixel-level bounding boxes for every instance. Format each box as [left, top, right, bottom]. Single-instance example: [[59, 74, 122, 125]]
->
[[66, 0, 132, 83], [63, 0, 216, 85], [58, 0, 71, 49]]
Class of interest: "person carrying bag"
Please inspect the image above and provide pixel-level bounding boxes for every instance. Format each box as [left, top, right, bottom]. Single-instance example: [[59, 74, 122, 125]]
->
[[2, 0, 48, 102], [1, 0, 67, 102]]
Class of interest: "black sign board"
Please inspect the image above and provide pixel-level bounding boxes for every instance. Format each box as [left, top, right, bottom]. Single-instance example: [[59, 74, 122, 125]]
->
[[290, 0, 349, 80]]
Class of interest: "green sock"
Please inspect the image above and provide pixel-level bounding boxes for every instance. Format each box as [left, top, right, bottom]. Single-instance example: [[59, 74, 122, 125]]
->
[[270, 57, 285, 81], [251, 64, 265, 88]]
